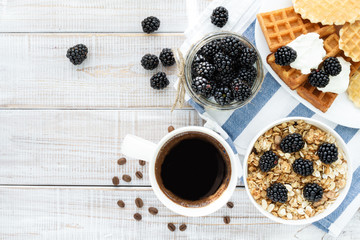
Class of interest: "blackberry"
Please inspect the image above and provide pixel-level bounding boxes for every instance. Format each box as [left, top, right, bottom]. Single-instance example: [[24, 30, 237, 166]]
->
[[237, 66, 257, 87], [191, 76, 214, 98], [194, 61, 215, 79], [214, 86, 234, 105], [220, 36, 245, 58], [214, 71, 237, 86], [274, 46, 297, 66], [159, 48, 175, 67], [213, 52, 233, 74], [210, 6, 228, 28], [200, 40, 221, 60], [259, 151, 279, 172], [308, 69, 330, 88], [66, 44, 88, 65], [140, 54, 159, 70], [231, 78, 252, 102], [323, 57, 342, 76], [141, 16, 160, 33], [303, 183, 323, 202], [317, 143, 338, 164], [192, 54, 207, 75], [280, 133, 305, 153], [239, 47, 257, 66], [266, 183, 288, 203], [150, 72, 169, 90], [292, 158, 314, 176]]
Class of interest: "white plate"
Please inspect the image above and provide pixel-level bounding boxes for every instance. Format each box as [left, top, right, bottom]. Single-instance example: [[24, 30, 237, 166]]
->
[[254, 0, 360, 128]]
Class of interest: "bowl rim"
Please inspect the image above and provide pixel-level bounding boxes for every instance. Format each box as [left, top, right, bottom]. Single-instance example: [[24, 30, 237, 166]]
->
[[243, 117, 353, 225]]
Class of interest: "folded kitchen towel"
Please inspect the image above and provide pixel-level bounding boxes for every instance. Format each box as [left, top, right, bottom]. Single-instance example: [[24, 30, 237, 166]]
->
[[180, 0, 360, 236]]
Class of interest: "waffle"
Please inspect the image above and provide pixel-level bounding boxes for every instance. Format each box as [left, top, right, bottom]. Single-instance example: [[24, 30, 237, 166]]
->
[[348, 69, 360, 108], [293, 0, 360, 25], [339, 21, 360, 62], [257, 7, 336, 52]]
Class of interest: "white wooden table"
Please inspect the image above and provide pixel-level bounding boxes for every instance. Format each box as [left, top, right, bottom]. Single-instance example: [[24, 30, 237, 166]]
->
[[0, 1, 359, 239]]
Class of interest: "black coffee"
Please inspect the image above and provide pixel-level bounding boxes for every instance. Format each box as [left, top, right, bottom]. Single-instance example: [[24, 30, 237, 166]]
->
[[159, 134, 228, 202]]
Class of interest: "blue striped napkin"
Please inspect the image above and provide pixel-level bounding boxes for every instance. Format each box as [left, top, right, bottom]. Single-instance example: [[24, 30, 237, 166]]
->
[[181, 0, 360, 236]]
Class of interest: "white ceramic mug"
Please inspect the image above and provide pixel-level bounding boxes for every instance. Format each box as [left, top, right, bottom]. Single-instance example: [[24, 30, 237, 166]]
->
[[121, 126, 240, 217]]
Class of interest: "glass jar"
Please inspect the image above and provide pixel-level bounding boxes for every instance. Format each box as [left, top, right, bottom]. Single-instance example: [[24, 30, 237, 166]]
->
[[184, 31, 264, 110]]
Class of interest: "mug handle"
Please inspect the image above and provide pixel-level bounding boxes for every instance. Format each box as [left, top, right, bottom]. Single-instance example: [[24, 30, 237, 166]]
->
[[121, 134, 157, 162]]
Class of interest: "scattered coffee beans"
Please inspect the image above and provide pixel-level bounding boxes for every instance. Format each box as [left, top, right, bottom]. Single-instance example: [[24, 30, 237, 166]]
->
[[226, 201, 234, 208], [122, 174, 132, 182], [139, 160, 146, 166], [117, 200, 125, 208], [135, 171, 143, 179], [168, 125, 175, 132], [223, 216, 231, 224], [117, 157, 127, 165], [112, 176, 120, 186], [179, 224, 187, 231], [134, 213, 142, 221], [148, 207, 158, 215], [167, 223, 176, 232], [135, 198, 144, 208]]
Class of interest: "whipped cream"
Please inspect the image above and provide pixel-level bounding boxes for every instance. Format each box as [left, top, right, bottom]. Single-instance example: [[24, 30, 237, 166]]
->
[[286, 33, 326, 74], [318, 57, 351, 94]]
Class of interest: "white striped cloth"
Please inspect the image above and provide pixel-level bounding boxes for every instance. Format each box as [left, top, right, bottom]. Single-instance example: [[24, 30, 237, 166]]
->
[[180, 0, 360, 236]]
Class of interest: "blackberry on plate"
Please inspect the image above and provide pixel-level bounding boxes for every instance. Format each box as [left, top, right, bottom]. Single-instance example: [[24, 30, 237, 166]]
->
[[303, 183, 323, 202], [317, 143, 338, 164], [280, 133, 305, 153], [213, 52, 233, 74], [266, 183, 288, 203], [237, 66, 257, 87], [150, 72, 169, 90], [239, 47, 258, 66], [159, 48, 175, 67], [220, 36, 245, 58], [308, 69, 330, 88], [274, 46, 297, 66], [141, 54, 159, 70], [194, 61, 215, 79], [66, 44, 88, 65], [231, 78, 252, 101], [214, 71, 237, 86], [191, 76, 214, 98], [323, 57, 342, 76], [259, 150, 279, 172], [210, 6, 229, 28], [200, 40, 221, 60], [214, 86, 234, 105], [292, 158, 314, 176], [141, 16, 160, 33]]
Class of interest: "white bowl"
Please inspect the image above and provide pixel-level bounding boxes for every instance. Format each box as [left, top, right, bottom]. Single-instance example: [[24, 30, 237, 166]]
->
[[243, 117, 353, 225]]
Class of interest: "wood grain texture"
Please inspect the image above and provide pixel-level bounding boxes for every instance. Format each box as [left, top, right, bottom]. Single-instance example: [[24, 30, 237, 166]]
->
[[1, 186, 358, 240], [0, 0, 208, 33], [0, 33, 193, 109], [0, 110, 203, 185]]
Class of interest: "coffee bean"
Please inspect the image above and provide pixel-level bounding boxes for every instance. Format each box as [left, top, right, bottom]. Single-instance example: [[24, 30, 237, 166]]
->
[[134, 213, 142, 221], [167, 223, 176, 232], [179, 224, 187, 231], [117, 157, 126, 165], [148, 207, 158, 215], [117, 200, 125, 208], [168, 126, 175, 132], [135, 171, 143, 179], [139, 160, 146, 166], [135, 198, 144, 208], [223, 216, 231, 224], [122, 174, 132, 182], [112, 176, 120, 186], [226, 201, 234, 209]]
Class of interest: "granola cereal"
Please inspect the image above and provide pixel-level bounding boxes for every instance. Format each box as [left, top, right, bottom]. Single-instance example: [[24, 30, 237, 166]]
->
[[247, 120, 347, 220]]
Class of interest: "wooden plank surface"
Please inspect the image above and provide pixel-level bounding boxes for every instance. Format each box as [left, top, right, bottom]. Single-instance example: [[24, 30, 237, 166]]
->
[[1, 186, 358, 240], [0, 0, 208, 33], [0, 110, 203, 185], [0, 33, 192, 109]]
